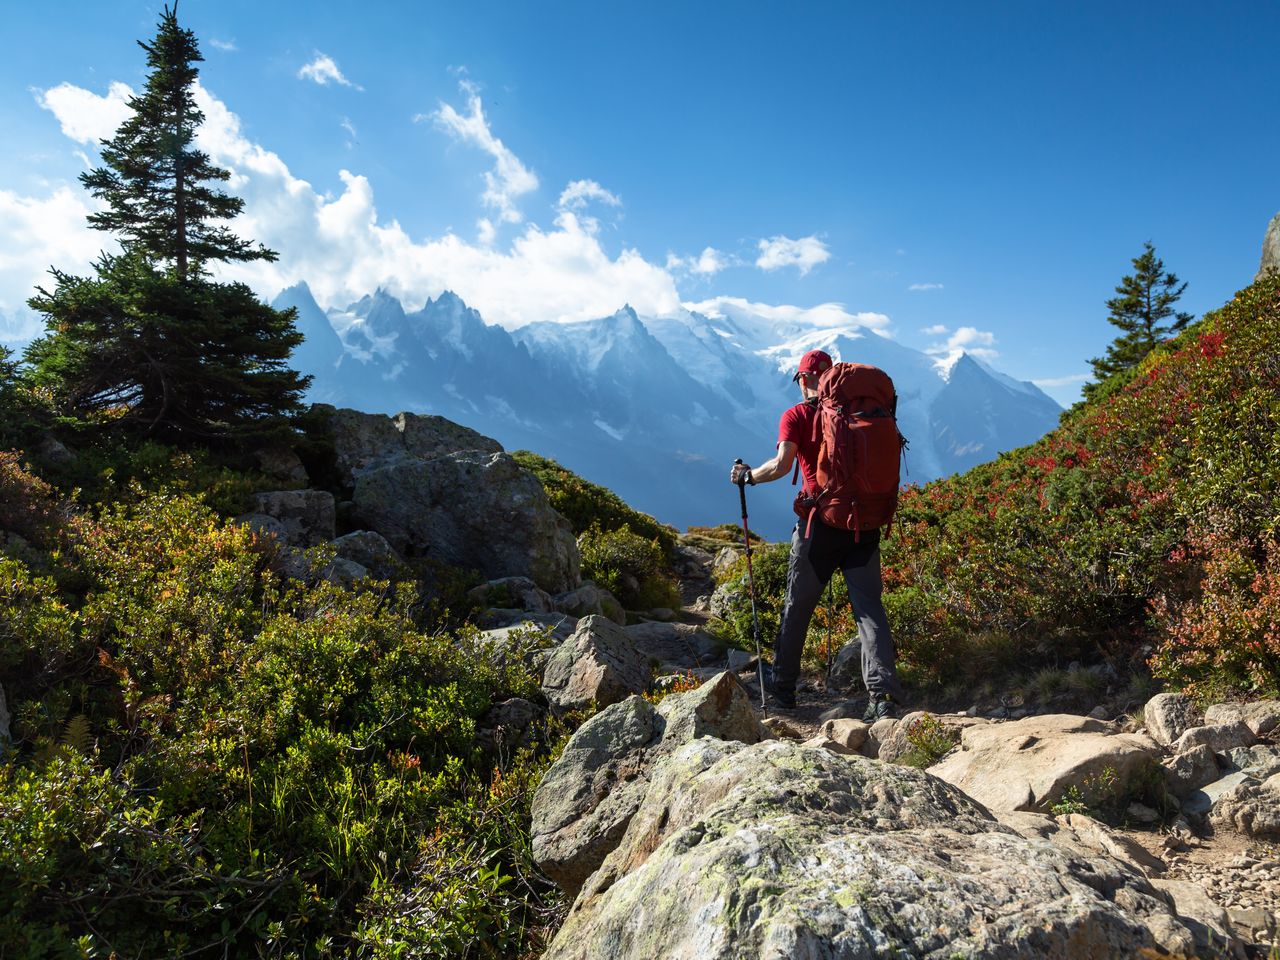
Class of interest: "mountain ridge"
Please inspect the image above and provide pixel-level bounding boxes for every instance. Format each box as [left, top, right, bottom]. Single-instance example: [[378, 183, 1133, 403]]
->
[[273, 282, 1062, 537]]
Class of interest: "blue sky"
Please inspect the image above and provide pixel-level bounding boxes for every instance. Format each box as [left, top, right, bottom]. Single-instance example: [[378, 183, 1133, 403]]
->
[[2, 1, 1277, 405]]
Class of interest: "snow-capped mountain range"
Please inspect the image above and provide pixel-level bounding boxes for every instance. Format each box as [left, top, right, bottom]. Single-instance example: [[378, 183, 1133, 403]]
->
[[275, 283, 1062, 538]]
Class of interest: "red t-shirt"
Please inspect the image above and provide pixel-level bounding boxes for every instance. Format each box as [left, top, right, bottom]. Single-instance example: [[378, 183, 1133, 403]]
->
[[778, 401, 821, 495]]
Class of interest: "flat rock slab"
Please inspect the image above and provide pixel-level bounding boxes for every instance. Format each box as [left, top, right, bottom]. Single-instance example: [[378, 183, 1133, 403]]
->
[[544, 739, 1197, 960], [929, 714, 1161, 812]]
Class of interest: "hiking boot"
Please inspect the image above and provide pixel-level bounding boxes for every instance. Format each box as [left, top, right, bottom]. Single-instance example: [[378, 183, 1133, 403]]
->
[[862, 694, 897, 723], [763, 669, 797, 710]]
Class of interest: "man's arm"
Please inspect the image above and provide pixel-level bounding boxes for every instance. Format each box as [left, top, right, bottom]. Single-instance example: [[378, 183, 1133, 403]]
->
[[729, 441, 797, 485]]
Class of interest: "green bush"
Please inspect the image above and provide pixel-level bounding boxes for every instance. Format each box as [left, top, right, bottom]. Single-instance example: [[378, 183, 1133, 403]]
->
[[879, 275, 1280, 696], [512, 451, 676, 555], [0, 488, 561, 956], [578, 523, 681, 611]]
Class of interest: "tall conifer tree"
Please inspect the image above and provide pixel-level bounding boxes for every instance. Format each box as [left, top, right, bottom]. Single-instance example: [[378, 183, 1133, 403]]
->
[[1086, 242, 1193, 396], [24, 5, 308, 441]]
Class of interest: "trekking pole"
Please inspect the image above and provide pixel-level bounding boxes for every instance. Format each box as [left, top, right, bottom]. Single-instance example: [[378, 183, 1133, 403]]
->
[[734, 459, 767, 713]]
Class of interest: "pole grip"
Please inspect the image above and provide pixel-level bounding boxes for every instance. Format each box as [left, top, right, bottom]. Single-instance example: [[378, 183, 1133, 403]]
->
[[734, 458, 748, 518]]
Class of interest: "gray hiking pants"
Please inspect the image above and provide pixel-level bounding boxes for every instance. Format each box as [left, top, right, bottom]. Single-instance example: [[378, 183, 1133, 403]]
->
[[773, 519, 904, 700]]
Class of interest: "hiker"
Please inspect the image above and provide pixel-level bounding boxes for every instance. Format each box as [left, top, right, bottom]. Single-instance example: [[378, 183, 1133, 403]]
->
[[729, 348, 906, 720]]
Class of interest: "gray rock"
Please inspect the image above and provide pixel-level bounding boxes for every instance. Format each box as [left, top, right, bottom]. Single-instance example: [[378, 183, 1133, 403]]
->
[[544, 739, 1197, 960], [250, 489, 336, 547], [1150, 879, 1247, 959], [1163, 743, 1221, 800], [331, 530, 400, 579], [817, 717, 869, 752], [1257, 210, 1280, 282], [1211, 772, 1280, 840], [479, 611, 579, 641], [354, 451, 579, 594], [320, 557, 369, 586], [554, 582, 624, 625], [236, 512, 287, 542], [478, 618, 570, 675], [1144, 692, 1203, 747], [624, 621, 721, 670], [818, 698, 865, 722], [541, 616, 653, 711], [476, 697, 541, 751], [1181, 771, 1256, 819], [862, 716, 898, 758], [929, 714, 1162, 812], [1171, 720, 1256, 756], [313, 404, 503, 487], [469, 576, 553, 614], [253, 446, 308, 484], [1205, 700, 1280, 738], [35, 434, 76, 467], [712, 545, 743, 575], [1224, 743, 1280, 779], [725, 648, 756, 673], [531, 671, 768, 894]]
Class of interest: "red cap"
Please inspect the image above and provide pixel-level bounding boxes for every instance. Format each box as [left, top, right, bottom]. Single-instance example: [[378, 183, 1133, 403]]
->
[[793, 349, 833, 382]]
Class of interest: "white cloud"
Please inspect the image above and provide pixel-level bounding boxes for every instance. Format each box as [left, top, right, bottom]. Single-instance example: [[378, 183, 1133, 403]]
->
[[755, 234, 830, 275], [689, 295, 891, 334], [209, 38, 238, 52], [667, 247, 734, 277], [7, 77, 910, 357], [341, 116, 357, 146], [1032, 373, 1089, 388], [909, 282, 943, 291], [558, 179, 621, 211], [921, 323, 948, 335], [0, 186, 113, 341], [428, 81, 538, 228], [35, 81, 133, 144], [298, 54, 361, 90], [926, 325, 998, 366]]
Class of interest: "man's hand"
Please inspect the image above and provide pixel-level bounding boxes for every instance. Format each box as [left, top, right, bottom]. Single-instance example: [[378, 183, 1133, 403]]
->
[[730, 461, 752, 485]]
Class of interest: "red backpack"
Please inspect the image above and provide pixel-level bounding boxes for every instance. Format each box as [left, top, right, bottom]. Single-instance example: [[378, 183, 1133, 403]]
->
[[797, 362, 904, 539]]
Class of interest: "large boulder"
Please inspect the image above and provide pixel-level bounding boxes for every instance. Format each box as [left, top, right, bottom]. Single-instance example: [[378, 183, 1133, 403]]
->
[[928, 714, 1162, 812], [1143, 692, 1202, 747], [313, 404, 503, 487], [248, 490, 336, 547], [544, 738, 1197, 960], [353, 451, 579, 593], [531, 672, 769, 895], [1210, 772, 1280, 840], [1204, 700, 1280, 738], [1257, 210, 1280, 282], [541, 615, 652, 712]]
